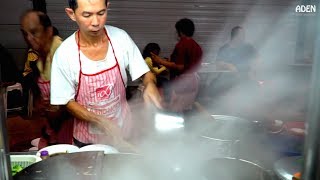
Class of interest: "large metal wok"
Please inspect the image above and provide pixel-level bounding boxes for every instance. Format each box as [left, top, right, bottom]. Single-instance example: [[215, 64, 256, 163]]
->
[[13, 152, 204, 180], [187, 115, 263, 159], [202, 157, 273, 180], [14, 151, 273, 180]]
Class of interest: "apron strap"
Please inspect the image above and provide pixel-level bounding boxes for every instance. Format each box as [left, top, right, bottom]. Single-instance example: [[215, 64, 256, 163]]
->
[[105, 30, 126, 87], [75, 28, 126, 101]]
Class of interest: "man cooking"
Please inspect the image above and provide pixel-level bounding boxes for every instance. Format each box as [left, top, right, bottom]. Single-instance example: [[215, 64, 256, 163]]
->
[[50, 0, 162, 148]]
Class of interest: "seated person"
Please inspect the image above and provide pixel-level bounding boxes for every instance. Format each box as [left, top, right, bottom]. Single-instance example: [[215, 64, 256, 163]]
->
[[212, 26, 261, 115], [216, 26, 259, 81], [142, 43, 168, 87]]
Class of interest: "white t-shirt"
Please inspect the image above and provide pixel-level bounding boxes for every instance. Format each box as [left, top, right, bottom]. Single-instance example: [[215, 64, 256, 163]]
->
[[50, 25, 149, 105]]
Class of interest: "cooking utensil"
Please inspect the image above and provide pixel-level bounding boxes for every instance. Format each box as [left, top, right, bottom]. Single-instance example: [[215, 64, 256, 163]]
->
[[190, 115, 259, 158], [203, 157, 274, 180]]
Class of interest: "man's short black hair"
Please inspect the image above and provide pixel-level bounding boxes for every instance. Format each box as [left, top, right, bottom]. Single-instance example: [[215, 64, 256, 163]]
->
[[21, 10, 52, 30], [231, 26, 243, 40], [175, 18, 195, 37], [68, 0, 109, 11]]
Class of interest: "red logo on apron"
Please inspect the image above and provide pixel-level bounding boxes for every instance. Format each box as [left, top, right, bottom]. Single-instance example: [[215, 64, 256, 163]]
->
[[96, 85, 113, 99]]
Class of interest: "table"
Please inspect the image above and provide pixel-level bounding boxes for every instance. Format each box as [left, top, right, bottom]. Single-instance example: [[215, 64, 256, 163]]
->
[[198, 63, 234, 93], [198, 63, 233, 74], [273, 156, 303, 180]]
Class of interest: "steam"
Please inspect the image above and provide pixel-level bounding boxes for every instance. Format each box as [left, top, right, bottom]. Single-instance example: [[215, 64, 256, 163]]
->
[[117, 1, 307, 179]]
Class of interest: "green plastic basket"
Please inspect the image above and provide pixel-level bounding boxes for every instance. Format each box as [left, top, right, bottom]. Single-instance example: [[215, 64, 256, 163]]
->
[[10, 155, 41, 174]]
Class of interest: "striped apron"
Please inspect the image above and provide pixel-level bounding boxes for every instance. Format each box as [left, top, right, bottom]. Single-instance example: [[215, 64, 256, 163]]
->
[[37, 77, 73, 145], [73, 30, 131, 144], [37, 77, 50, 101]]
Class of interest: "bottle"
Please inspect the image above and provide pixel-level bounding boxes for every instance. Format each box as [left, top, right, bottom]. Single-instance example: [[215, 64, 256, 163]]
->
[[40, 150, 49, 160]]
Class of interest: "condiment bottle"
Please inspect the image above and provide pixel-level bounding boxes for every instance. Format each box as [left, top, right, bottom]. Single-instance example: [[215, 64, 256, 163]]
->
[[40, 150, 49, 160]]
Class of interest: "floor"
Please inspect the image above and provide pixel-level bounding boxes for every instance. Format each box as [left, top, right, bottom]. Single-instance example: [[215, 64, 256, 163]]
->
[[6, 111, 46, 152]]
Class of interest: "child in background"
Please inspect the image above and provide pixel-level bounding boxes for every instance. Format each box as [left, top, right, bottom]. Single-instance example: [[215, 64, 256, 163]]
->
[[142, 43, 168, 87]]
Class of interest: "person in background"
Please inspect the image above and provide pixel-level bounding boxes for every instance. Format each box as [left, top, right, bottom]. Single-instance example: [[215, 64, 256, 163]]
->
[[151, 18, 203, 112], [21, 27, 59, 114], [212, 26, 261, 116], [20, 10, 73, 150], [142, 43, 168, 88], [50, 0, 162, 149], [216, 26, 259, 80]]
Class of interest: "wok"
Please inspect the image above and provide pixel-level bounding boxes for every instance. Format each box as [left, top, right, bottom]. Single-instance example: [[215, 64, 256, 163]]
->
[[14, 152, 204, 180], [187, 115, 263, 159], [202, 157, 274, 180], [101, 153, 203, 180]]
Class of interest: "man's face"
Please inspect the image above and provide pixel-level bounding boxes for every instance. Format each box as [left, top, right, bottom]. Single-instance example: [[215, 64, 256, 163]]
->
[[73, 0, 108, 37], [20, 12, 50, 52]]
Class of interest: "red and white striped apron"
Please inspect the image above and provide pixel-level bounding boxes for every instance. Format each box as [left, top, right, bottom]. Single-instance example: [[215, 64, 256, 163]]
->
[[37, 77, 73, 145], [37, 77, 50, 101], [74, 30, 131, 144]]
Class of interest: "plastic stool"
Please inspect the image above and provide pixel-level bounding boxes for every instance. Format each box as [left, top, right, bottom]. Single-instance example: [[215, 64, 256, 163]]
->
[[4, 82, 23, 114]]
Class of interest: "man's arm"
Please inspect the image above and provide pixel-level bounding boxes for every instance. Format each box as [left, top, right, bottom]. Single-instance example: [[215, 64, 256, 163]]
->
[[66, 100, 122, 137], [216, 61, 238, 72], [142, 71, 163, 108], [150, 53, 184, 71], [66, 100, 137, 152]]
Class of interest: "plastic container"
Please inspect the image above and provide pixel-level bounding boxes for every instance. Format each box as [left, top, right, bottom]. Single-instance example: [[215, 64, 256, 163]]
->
[[10, 155, 41, 175], [40, 150, 49, 160]]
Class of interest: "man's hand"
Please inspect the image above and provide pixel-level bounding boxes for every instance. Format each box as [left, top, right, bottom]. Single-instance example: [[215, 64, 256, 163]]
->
[[95, 116, 123, 139], [95, 117, 139, 153], [150, 52, 163, 64], [114, 138, 139, 153]]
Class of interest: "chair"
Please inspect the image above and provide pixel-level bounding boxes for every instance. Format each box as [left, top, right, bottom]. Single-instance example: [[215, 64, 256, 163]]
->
[[4, 82, 33, 117], [4, 83, 23, 113]]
